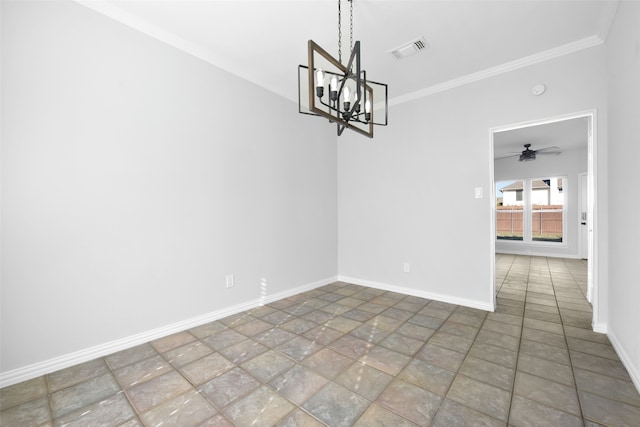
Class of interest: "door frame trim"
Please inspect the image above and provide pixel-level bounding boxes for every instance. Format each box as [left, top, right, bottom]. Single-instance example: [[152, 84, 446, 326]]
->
[[489, 110, 598, 331], [578, 171, 589, 260]]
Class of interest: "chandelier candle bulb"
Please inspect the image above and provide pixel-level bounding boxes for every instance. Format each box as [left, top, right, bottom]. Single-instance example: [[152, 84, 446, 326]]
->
[[316, 69, 325, 97], [342, 86, 351, 118], [330, 76, 338, 100], [343, 86, 351, 101], [343, 86, 351, 107], [330, 76, 338, 91]]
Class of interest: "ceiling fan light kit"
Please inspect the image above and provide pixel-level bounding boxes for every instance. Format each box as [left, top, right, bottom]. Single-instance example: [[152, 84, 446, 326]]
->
[[519, 144, 537, 161], [518, 143, 561, 162], [298, 0, 388, 138]]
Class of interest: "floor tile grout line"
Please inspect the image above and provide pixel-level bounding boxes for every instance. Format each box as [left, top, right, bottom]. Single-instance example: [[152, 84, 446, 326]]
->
[[8, 259, 636, 426], [240, 293, 354, 424], [500, 256, 640, 420], [429, 300, 511, 425], [44, 374, 56, 425], [244, 288, 357, 425], [503, 254, 530, 425], [152, 334, 237, 424], [563, 257, 589, 301], [118, 293, 330, 424], [406, 303, 460, 426], [566, 347, 639, 384], [198, 293, 334, 424], [358, 280, 507, 425], [307, 289, 447, 426], [341, 291, 424, 426], [214, 287, 403, 425], [499, 256, 594, 422], [546, 262, 640, 411], [546, 256, 588, 425], [513, 258, 588, 418]]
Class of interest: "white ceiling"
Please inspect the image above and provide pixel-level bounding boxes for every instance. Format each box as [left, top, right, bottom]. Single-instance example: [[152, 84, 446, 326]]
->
[[493, 116, 589, 160], [78, 0, 617, 104]]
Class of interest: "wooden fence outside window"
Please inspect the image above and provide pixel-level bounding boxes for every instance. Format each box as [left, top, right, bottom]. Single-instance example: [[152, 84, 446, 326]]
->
[[496, 206, 563, 241]]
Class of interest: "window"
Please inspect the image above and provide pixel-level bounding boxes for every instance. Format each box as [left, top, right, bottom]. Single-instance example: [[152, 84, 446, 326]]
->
[[496, 180, 524, 241], [532, 178, 564, 242], [496, 177, 565, 243]]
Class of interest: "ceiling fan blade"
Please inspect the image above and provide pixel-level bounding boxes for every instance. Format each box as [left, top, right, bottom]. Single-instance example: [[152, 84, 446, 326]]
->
[[535, 146, 560, 152], [536, 151, 562, 155], [495, 153, 520, 160]]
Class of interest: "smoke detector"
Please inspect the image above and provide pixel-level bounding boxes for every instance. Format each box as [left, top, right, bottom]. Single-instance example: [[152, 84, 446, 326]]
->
[[389, 37, 429, 60], [531, 84, 547, 96]]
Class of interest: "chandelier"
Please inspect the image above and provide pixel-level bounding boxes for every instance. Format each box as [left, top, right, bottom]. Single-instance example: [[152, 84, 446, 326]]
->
[[298, 0, 388, 138]]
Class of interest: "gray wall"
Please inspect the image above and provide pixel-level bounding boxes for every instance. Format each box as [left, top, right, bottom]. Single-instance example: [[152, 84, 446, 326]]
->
[[338, 46, 607, 316], [1, 1, 337, 373], [605, 0, 640, 390]]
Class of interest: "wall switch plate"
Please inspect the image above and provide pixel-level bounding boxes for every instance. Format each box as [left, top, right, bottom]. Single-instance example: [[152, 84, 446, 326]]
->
[[403, 263, 410, 273], [226, 274, 235, 288], [474, 187, 483, 198]]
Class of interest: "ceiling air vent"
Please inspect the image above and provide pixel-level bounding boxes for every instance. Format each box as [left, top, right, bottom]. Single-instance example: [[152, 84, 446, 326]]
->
[[390, 37, 429, 60]]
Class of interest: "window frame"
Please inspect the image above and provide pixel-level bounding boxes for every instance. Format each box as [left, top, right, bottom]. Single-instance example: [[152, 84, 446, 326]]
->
[[496, 176, 567, 246]]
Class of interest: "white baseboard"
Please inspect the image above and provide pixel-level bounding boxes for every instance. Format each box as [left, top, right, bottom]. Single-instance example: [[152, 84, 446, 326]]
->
[[592, 321, 608, 334], [338, 275, 494, 312], [607, 329, 640, 394], [0, 276, 337, 388], [496, 249, 581, 259]]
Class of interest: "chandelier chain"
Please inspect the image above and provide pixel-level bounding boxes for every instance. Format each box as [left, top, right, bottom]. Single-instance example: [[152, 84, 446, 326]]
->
[[350, 0, 353, 54], [337, 0, 342, 63]]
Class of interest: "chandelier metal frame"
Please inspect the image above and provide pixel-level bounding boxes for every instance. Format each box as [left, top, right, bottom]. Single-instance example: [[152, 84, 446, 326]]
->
[[298, 0, 388, 138]]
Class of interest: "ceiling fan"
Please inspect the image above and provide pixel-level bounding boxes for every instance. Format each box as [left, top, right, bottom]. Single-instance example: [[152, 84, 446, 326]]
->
[[498, 143, 561, 162]]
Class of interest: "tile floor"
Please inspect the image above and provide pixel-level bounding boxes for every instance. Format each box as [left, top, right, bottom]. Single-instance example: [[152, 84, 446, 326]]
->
[[2, 255, 639, 426]]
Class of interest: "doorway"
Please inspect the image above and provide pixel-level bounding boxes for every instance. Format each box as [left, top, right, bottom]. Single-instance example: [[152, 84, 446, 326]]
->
[[489, 111, 598, 329]]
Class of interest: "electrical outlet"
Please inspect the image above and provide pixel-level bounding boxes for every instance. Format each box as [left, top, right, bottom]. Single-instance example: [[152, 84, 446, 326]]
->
[[226, 274, 235, 288], [403, 263, 410, 273]]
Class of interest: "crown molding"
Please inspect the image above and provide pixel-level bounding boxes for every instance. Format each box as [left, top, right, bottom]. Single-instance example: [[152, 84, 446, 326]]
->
[[75, 1, 212, 63], [73, 1, 286, 100], [597, 0, 620, 41], [390, 35, 604, 107], [75, 1, 612, 108]]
